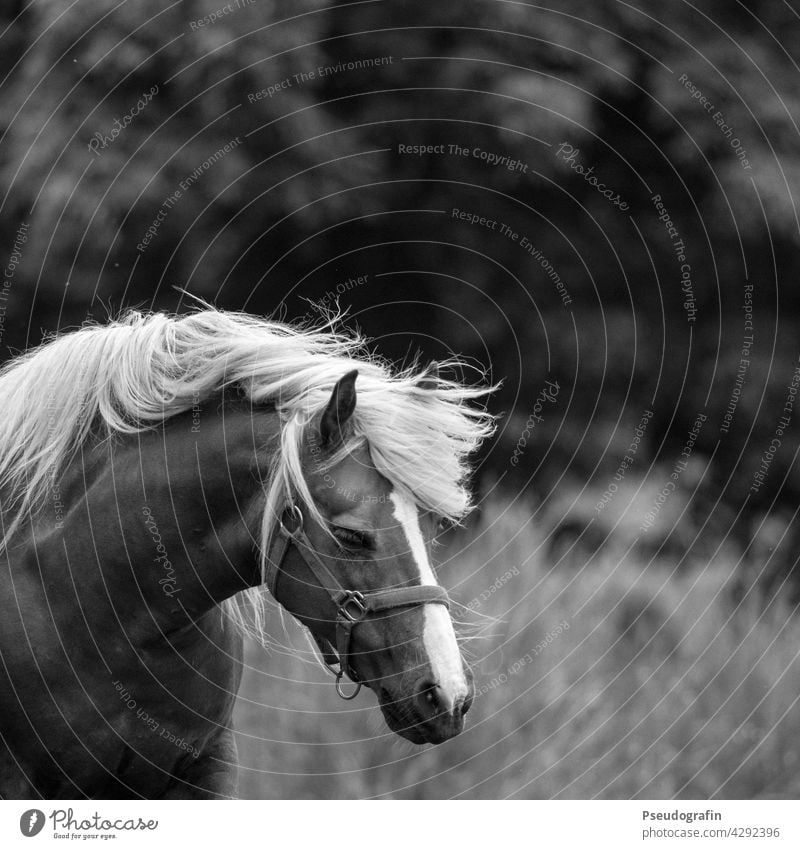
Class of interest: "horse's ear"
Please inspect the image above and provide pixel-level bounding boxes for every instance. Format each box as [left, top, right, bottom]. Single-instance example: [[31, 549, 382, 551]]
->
[[417, 361, 441, 391], [320, 369, 358, 447]]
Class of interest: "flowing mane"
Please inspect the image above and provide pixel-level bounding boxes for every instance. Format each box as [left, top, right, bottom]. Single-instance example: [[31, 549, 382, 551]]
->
[[0, 308, 495, 626]]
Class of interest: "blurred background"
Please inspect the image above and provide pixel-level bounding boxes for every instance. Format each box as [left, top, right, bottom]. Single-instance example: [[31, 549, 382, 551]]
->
[[2, 0, 800, 798]]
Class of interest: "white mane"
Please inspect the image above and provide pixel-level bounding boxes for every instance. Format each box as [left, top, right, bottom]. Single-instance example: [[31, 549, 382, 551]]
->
[[0, 308, 495, 630]]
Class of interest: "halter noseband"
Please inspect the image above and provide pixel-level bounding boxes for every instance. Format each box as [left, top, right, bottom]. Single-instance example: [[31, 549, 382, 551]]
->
[[264, 503, 450, 700]]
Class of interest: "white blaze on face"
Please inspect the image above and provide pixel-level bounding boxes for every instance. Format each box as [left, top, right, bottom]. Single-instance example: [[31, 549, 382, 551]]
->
[[389, 489, 467, 708]]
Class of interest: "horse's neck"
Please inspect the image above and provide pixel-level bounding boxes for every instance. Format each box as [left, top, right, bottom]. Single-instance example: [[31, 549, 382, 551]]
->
[[36, 396, 280, 632]]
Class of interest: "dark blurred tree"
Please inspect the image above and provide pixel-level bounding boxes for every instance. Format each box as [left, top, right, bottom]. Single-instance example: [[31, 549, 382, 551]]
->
[[1, 0, 799, 533]]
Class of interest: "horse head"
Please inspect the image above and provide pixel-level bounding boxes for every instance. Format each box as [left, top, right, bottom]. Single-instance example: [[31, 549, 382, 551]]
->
[[269, 370, 474, 744]]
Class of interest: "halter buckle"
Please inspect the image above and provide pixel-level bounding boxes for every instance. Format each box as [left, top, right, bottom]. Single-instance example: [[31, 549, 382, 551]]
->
[[338, 590, 368, 622]]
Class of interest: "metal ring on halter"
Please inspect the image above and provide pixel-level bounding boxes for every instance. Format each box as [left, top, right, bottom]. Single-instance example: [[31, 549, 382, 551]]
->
[[279, 503, 304, 537], [335, 669, 362, 700]]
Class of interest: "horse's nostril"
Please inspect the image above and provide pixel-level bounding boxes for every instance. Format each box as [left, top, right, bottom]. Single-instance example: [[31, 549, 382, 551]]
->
[[460, 685, 474, 717], [415, 679, 448, 718], [414, 679, 461, 720]]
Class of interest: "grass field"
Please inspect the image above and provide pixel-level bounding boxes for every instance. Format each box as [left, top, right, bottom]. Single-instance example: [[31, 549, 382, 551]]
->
[[232, 496, 800, 799]]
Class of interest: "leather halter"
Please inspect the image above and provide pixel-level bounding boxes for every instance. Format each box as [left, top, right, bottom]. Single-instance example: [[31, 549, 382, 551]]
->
[[265, 503, 450, 700]]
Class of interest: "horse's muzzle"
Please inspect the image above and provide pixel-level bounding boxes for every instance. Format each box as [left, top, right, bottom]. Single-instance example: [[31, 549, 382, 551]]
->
[[411, 675, 473, 741], [379, 667, 474, 744]]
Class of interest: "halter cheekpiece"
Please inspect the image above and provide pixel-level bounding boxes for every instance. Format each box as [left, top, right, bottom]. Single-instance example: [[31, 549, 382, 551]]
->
[[265, 503, 450, 700]]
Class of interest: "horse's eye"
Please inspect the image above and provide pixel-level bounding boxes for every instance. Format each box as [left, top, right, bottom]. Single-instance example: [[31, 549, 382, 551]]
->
[[333, 527, 372, 550]]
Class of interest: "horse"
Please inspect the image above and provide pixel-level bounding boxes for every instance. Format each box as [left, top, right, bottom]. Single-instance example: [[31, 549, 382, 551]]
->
[[0, 308, 494, 799]]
